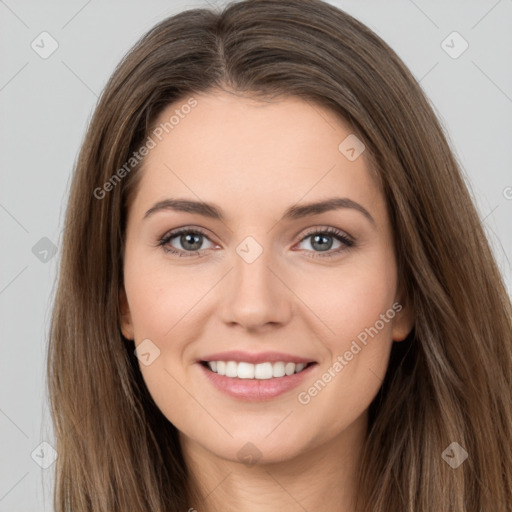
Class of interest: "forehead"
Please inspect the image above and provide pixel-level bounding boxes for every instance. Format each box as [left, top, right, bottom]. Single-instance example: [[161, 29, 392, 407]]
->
[[131, 91, 382, 220]]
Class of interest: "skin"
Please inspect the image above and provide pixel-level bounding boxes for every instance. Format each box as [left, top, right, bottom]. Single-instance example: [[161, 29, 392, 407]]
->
[[119, 89, 414, 512]]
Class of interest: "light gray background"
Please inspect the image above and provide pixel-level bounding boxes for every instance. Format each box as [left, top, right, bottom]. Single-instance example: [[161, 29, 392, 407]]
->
[[1, 0, 511, 510]]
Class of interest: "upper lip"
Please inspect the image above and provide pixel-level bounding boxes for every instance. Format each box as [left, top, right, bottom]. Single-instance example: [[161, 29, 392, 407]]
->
[[198, 350, 316, 365]]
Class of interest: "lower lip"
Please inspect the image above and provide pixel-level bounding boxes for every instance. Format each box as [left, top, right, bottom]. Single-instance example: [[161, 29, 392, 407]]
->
[[198, 362, 318, 401]]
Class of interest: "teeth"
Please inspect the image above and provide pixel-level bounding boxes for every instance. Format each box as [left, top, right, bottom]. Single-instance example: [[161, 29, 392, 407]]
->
[[206, 360, 310, 379]]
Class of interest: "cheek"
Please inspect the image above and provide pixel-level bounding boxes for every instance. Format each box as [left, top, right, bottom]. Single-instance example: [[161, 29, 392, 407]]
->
[[123, 254, 208, 339], [305, 254, 398, 344], [293, 251, 398, 424]]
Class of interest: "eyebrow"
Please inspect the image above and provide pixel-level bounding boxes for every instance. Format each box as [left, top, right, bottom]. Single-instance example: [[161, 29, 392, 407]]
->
[[143, 197, 375, 225]]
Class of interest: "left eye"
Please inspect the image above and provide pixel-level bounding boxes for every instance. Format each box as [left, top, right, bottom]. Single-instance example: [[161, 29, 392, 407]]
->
[[297, 231, 345, 252], [295, 227, 354, 258]]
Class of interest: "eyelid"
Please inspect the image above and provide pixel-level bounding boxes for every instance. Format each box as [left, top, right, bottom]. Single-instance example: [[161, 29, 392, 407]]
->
[[298, 225, 354, 243], [157, 225, 216, 243]]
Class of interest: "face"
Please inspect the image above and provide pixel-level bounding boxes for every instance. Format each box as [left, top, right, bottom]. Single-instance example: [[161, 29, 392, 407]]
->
[[119, 90, 413, 465]]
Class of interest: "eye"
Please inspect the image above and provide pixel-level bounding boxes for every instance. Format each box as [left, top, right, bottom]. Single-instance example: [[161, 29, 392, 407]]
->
[[157, 227, 215, 257], [157, 226, 354, 258], [295, 227, 354, 258]]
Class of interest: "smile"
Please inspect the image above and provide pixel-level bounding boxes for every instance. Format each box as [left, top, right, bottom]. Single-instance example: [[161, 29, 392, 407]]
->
[[202, 360, 314, 379], [198, 360, 318, 401]]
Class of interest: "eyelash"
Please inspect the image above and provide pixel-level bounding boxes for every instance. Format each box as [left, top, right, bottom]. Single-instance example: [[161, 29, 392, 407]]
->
[[156, 226, 355, 259]]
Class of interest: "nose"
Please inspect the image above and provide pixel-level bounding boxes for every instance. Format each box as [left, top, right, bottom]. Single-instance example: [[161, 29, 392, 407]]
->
[[218, 242, 292, 331]]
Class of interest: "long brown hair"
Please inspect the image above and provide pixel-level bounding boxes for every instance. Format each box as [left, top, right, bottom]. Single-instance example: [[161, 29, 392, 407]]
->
[[47, 0, 512, 510]]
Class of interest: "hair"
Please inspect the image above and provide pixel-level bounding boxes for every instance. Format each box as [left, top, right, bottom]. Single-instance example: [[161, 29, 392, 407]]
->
[[46, 0, 512, 510]]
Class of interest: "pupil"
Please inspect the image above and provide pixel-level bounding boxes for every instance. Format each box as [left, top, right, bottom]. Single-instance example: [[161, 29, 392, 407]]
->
[[312, 234, 332, 252], [182, 233, 202, 251]]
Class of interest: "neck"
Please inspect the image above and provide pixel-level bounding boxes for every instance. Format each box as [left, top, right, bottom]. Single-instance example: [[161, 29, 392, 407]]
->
[[181, 411, 368, 512]]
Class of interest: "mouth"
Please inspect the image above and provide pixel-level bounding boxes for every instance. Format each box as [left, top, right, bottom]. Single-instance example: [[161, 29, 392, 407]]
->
[[197, 359, 319, 401], [200, 360, 318, 379]]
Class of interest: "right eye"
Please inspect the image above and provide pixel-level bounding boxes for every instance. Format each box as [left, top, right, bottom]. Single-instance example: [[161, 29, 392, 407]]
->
[[157, 227, 216, 257]]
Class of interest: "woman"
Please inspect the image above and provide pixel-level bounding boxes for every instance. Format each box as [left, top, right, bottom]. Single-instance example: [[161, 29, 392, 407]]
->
[[47, 0, 512, 510]]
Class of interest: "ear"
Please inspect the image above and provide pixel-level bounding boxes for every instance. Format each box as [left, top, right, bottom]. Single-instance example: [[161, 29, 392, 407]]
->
[[391, 287, 414, 342], [119, 286, 134, 340]]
